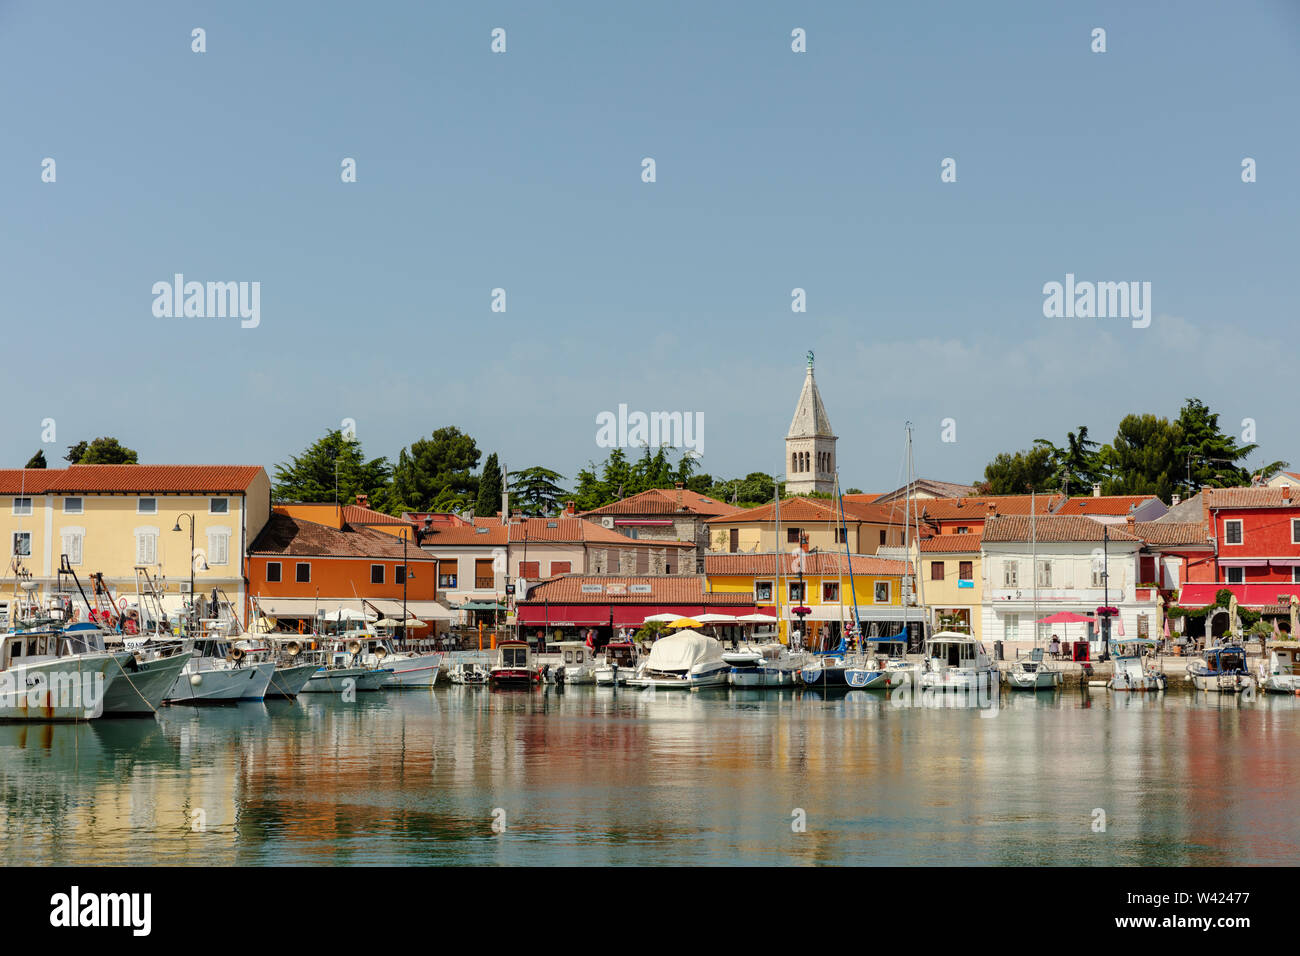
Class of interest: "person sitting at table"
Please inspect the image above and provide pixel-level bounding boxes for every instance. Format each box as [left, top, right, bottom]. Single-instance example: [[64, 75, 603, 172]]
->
[[1048, 634, 1061, 660]]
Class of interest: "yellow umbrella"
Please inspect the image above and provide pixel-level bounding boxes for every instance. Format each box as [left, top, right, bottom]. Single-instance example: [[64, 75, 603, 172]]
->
[[667, 617, 702, 629]]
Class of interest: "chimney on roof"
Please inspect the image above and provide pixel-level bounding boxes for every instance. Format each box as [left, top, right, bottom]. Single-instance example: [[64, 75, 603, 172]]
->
[[355, 493, 368, 508], [1092, 483, 1102, 498], [511, 510, 523, 524], [1171, 494, 1181, 507], [1125, 514, 1135, 528], [986, 502, 996, 516], [1284, 485, 1292, 502], [957, 498, 964, 508], [564, 500, 575, 516]]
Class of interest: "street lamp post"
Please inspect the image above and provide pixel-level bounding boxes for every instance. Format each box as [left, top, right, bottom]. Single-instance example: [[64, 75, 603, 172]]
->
[[172, 513, 196, 634]]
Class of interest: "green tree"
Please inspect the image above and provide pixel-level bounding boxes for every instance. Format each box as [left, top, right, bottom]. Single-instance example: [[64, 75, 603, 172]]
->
[[475, 453, 503, 517], [24, 450, 46, 469], [600, 449, 634, 501], [1097, 414, 1181, 500], [65, 437, 138, 465], [981, 446, 1057, 494], [572, 461, 608, 512], [509, 466, 568, 516], [389, 427, 481, 514], [273, 429, 392, 507], [1033, 425, 1101, 494], [1174, 397, 1284, 492]]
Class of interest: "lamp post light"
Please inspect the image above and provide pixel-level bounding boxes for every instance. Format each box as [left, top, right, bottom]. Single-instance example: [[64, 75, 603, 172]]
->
[[172, 512, 196, 633]]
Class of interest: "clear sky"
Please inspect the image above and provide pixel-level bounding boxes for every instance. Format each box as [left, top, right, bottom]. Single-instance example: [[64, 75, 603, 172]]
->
[[3, 0, 1297, 492]]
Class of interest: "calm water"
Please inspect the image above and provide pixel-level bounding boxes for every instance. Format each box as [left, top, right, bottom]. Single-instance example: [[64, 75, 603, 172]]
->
[[2, 685, 1298, 866]]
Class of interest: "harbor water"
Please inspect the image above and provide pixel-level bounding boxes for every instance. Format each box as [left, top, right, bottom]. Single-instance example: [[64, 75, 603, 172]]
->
[[2, 686, 1298, 866]]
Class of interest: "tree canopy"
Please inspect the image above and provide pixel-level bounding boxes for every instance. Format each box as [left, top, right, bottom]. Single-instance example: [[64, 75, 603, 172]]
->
[[272, 429, 393, 508], [65, 437, 138, 465]]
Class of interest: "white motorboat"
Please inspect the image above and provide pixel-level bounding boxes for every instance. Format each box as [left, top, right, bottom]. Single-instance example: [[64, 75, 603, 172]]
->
[[351, 633, 443, 688], [1259, 640, 1300, 694], [1003, 647, 1064, 690], [918, 631, 999, 693], [448, 661, 490, 685], [727, 642, 809, 687], [594, 641, 638, 686], [1108, 638, 1167, 692], [537, 641, 598, 685], [0, 625, 133, 720], [843, 636, 914, 690], [165, 638, 275, 704], [628, 631, 730, 690], [1186, 643, 1256, 693]]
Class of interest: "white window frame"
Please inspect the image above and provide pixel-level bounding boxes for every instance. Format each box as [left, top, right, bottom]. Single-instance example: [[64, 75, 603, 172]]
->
[[822, 580, 840, 603], [60, 527, 85, 566], [12, 497, 32, 516], [371, 564, 385, 585], [62, 497, 83, 515], [1292, 519, 1300, 545], [137, 498, 158, 515], [1004, 613, 1019, 642], [787, 580, 806, 603], [266, 561, 282, 583], [754, 580, 773, 603], [209, 497, 230, 515], [874, 580, 891, 604], [1003, 561, 1018, 587], [12, 531, 31, 557], [1036, 560, 1052, 588], [1292, 567, 1300, 584], [1223, 519, 1243, 546], [206, 527, 231, 567], [295, 562, 311, 583], [1226, 566, 1244, 585], [135, 527, 159, 565]]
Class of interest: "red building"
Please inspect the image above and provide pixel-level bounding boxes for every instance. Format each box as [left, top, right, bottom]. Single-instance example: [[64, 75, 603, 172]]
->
[[1177, 486, 1300, 609]]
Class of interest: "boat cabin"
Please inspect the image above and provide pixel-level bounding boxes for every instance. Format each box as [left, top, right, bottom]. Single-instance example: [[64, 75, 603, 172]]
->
[[1267, 641, 1300, 674], [924, 632, 989, 670], [496, 640, 533, 670], [1203, 644, 1248, 675], [602, 641, 636, 669]]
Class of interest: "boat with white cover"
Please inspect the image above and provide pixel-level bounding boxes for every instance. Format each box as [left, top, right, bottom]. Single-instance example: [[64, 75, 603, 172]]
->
[[628, 630, 729, 690], [1107, 638, 1167, 692], [1259, 640, 1300, 694]]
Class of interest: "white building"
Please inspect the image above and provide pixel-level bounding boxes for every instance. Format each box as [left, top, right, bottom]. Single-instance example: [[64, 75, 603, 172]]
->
[[784, 352, 837, 496], [980, 515, 1159, 656]]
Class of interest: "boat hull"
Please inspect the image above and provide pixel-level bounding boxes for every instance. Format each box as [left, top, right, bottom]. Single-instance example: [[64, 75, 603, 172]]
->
[[102, 652, 190, 715], [730, 667, 798, 687], [490, 668, 539, 687], [798, 664, 848, 687], [1262, 674, 1300, 694], [166, 660, 268, 704], [0, 652, 131, 721], [1003, 670, 1062, 690], [918, 668, 1000, 692], [300, 667, 393, 693], [1189, 673, 1256, 693], [843, 668, 906, 689], [380, 653, 444, 688], [264, 662, 322, 699]]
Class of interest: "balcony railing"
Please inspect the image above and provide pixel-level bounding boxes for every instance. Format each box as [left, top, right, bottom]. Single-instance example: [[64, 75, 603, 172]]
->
[[475, 576, 494, 589]]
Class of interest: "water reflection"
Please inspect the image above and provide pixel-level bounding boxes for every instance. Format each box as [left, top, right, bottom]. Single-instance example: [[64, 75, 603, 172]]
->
[[0, 688, 1297, 865]]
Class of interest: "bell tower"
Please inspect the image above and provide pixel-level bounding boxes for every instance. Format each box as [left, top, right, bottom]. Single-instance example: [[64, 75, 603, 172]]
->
[[785, 352, 836, 495]]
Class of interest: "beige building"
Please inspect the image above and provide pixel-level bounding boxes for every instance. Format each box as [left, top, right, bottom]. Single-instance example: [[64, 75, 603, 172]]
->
[[914, 533, 983, 641]]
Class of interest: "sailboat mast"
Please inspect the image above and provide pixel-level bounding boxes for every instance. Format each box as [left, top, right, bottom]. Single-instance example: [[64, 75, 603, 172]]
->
[[774, 479, 782, 645], [1031, 487, 1038, 649], [837, 474, 861, 642]]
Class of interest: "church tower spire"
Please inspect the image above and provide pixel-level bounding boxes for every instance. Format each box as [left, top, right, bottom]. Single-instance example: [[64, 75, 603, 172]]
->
[[785, 351, 836, 495]]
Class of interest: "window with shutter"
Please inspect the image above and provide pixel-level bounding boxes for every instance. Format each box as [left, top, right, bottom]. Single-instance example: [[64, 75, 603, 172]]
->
[[61, 531, 83, 565], [136, 532, 157, 565], [207, 532, 229, 566], [519, 561, 539, 579]]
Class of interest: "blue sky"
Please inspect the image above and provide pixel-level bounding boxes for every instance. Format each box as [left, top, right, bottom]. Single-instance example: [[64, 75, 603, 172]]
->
[[3, 0, 1298, 492]]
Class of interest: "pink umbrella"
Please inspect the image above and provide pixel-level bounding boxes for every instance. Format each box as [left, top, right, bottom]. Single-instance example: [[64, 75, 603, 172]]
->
[[1036, 611, 1094, 653]]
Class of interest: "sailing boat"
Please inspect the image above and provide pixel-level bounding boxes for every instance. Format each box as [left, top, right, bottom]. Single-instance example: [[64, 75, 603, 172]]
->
[[842, 468, 908, 690], [1004, 489, 1063, 690]]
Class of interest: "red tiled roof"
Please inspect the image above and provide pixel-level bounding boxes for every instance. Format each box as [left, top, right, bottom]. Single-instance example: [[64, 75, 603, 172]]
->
[[250, 514, 437, 559], [841, 493, 883, 504], [0, 469, 63, 494], [44, 464, 265, 494], [1206, 487, 1300, 510], [704, 552, 908, 576], [518, 575, 752, 605], [341, 504, 408, 526], [917, 533, 983, 553], [579, 488, 737, 518], [1053, 495, 1157, 516], [919, 495, 1063, 520], [511, 517, 694, 547], [981, 515, 1141, 543], [1130, 522, 1212, 547], [403, 511, 474, 528], [414, 519, 509, 547]]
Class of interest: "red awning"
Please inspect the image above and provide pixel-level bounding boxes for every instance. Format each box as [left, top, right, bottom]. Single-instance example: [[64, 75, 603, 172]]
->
[[515, 605, 610, 627]]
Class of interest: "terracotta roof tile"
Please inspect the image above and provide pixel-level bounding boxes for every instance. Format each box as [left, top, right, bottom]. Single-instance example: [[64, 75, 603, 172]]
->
[[518, 575, 752, 605], [0, 469, 63, 494], [919, 495, 1063, 520], [579, 488, 737, 517], [1206, 487, 1300, 510], [1130, 522, 1212, 547], [251, 514, 437, 559], [513, 517, 694, 547], [341, 504, 409, 526], [704, 552, 908, 576], [45, 464, 265, 494], [1053, 495, 1157, 516], [917, 533, 983, 553], [981, 515, 1141, 543]]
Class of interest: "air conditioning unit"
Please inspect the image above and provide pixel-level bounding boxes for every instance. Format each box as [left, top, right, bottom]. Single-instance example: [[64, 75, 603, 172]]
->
[[601, 516, 615, 529], [179, 583, 192, 593]]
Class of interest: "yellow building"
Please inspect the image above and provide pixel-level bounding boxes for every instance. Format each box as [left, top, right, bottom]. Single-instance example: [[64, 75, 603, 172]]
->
[[0, 464, 270, 626], [705, 496, 912, 556], [913, 534, 983, 642], [704, 551, 912, 646]]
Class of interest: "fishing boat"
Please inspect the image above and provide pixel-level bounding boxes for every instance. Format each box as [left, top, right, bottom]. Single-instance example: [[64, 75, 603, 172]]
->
[[99, 633, 192, 715], [727, 641, 809, 687], [448, 660, 490, 685], [1258, 640, 1300, 694], [1107, 638, 1167, 692], [1186, 643, 1256, 693], [843, 634, 913, 689], [537, 640, 598, 685], [351, 634, 443, 688], [594, 641, 638, 686], [260, 638, 322, 699], [1003, 647, 1064, 690], [0, 625, 134, 720], [165, 635, 276, 704], [628, 631, 729, 690], [299, 637, 394, 693], [490, 640, 539, 687], [918, 631, 999, 692]]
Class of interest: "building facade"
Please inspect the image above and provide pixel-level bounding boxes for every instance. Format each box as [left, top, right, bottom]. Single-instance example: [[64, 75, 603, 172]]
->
[[784, 354, 836, 495]]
